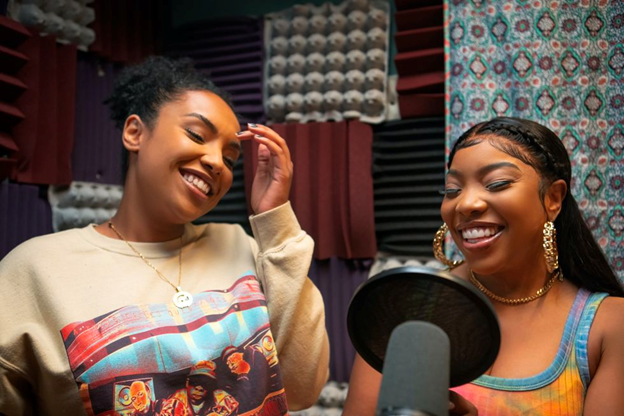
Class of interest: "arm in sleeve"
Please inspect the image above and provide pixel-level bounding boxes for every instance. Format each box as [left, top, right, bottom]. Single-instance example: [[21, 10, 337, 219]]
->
[[249, 202, 330, 410], [0, 251, 38, 415], [0, 358, 36, 415]]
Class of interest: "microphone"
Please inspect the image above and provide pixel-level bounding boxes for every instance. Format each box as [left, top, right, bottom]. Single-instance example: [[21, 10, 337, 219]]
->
[[376, 321, 450, 416]]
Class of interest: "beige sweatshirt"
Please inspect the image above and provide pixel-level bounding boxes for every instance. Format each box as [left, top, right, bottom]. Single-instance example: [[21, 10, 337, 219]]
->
[[0, 202, 329, 415]]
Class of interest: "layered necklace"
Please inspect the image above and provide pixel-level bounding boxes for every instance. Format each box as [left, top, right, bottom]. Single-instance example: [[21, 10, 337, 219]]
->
[[470, 269, 563, 305], [108, 221, 193, 308]]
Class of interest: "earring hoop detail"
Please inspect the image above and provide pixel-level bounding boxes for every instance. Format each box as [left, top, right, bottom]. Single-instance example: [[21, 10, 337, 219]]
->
[[433, 223, 464, 269], [543, 221, 559, 273]]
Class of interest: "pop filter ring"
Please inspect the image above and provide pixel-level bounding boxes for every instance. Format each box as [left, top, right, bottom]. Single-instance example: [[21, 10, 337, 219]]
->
[[347, 266, 501, 387]]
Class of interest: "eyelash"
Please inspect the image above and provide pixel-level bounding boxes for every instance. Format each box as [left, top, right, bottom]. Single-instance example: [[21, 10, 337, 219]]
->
[[185, 128, 205, 143], [439, 188, 460, 197], [223, 158, 235, 169], [485, 180, 513, 191], [439, 180, 513, 197]]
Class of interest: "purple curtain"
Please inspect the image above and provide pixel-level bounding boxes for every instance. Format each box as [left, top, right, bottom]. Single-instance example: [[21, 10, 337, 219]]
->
[[167, 16, 265, 125], [0, 182, 53, 259], [72, 53, 123, 185], [309, 257, 371, 382]]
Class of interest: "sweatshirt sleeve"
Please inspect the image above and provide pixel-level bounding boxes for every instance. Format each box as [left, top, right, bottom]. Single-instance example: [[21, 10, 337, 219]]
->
[[0, 244, 49, 415], [248, 201, 330, 410]]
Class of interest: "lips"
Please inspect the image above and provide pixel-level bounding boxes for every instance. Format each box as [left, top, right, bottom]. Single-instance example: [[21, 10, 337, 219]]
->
[[179, 169, 215, 197], [461, 226, 501, 242], [456, 223, 504, 249]]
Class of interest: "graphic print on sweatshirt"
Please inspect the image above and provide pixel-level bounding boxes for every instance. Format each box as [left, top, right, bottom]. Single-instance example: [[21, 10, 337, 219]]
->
[[60, 274, 288, 416]]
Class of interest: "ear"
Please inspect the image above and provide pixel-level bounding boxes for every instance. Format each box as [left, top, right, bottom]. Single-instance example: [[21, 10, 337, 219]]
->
[[544, 179, 567, 221], [122, 115, 146, 153]]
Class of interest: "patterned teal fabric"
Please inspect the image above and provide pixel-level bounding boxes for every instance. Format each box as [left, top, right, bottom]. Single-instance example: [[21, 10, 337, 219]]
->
[[444, 0, 624, 281]]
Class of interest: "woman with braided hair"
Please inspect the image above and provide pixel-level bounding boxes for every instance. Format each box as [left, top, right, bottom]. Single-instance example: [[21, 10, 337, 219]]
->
[[344, 117, 624, 415]]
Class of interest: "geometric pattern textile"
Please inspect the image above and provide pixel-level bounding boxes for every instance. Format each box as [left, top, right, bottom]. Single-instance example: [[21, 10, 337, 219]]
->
[[445, 0, 624, 281]]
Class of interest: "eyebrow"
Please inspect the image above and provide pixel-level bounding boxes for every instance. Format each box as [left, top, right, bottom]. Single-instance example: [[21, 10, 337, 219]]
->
[[184, 113, 217, 134], [447, 162, 521, 178]]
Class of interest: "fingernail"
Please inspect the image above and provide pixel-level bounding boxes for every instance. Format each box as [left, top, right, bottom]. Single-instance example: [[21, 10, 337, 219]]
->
[[254, 134, 263, 138], [248, 123, 258, 128], [235, 131, 245, 136]]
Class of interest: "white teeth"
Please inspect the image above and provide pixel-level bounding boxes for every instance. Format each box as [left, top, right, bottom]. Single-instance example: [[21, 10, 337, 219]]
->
[[183, 172, 210, 195], [462, 227, 499, 240]]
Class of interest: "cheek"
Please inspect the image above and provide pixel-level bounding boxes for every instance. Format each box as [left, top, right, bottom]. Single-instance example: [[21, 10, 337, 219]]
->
[[219, 174, 234, 195], [440, 199, 454, 224]]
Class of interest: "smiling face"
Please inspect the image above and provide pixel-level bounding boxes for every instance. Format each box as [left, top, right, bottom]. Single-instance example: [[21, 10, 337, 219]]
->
[[127, 90, 241, 225], [440, 138, 550, 276]]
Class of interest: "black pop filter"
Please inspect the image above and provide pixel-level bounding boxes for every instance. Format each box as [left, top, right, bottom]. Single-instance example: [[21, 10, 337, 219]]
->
[[347, 266, 500, 387]]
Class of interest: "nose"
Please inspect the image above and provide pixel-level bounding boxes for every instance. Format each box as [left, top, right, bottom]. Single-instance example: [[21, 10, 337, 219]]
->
[[200, 145, 224, 175], [455, 186, 488, 217]]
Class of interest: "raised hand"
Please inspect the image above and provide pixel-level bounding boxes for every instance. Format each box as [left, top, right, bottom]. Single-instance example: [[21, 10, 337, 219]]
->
[[237, 123, 293, 215]]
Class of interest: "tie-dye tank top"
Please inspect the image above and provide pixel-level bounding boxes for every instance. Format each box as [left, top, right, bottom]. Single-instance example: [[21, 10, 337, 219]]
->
[[452, 288, 608, 416]]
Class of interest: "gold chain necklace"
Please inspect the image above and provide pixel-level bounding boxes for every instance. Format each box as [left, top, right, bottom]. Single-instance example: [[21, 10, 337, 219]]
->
[[108, 221, 193, 308], [469, 270, 563, 305]]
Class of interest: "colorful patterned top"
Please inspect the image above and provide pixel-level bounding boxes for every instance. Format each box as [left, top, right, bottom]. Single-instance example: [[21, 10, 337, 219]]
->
[[452, 288, 608, 416]]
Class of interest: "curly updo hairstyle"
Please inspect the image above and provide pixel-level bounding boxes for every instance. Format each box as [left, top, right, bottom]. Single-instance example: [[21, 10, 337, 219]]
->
[[105, 55, 234, 131], [448, 117, 623, 297]]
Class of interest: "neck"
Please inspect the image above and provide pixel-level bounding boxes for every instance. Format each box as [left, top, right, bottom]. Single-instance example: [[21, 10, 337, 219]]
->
[[112, 200, 185, 242], [473, 263, 553, 301], [96, 177, 185, 242]]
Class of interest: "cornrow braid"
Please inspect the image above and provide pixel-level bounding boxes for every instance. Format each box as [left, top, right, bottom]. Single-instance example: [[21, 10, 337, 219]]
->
[[476, 121, 570, 183]]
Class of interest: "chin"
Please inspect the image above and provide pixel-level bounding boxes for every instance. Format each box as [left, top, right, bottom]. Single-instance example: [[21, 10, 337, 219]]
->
[[464, 256, 505, 276], [170, 201, 216, 224]]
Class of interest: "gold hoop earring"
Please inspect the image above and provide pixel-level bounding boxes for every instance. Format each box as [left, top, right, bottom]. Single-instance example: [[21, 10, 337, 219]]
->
[[433, 223, 464, 269], [543, 221, 559, 273]]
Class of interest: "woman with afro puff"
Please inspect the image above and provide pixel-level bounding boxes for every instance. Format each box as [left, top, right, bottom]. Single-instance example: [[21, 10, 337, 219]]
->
[[0, 56, 329, 415]]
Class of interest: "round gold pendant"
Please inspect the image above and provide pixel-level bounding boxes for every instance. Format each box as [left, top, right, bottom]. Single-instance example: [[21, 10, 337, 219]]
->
[[173, 290, 193, 308]]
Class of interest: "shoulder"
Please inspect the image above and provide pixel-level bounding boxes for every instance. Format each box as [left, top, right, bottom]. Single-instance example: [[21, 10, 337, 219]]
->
[[0, 228, 85, 269], [589, 296, 624, 357], [190, 222, 257, 253], [589, 295, 624, 371], [593, 296, 624, 338]]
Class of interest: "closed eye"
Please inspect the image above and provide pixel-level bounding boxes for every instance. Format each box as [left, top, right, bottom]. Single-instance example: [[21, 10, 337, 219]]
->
[[185, 128, 205, 143], [486, 180, 513, 191], [439, 188, 461, 197], [223, 157, 236, 170]]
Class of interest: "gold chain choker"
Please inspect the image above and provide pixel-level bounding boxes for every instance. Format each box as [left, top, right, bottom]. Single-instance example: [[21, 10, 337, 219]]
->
[[470, 270, 564, 305]]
